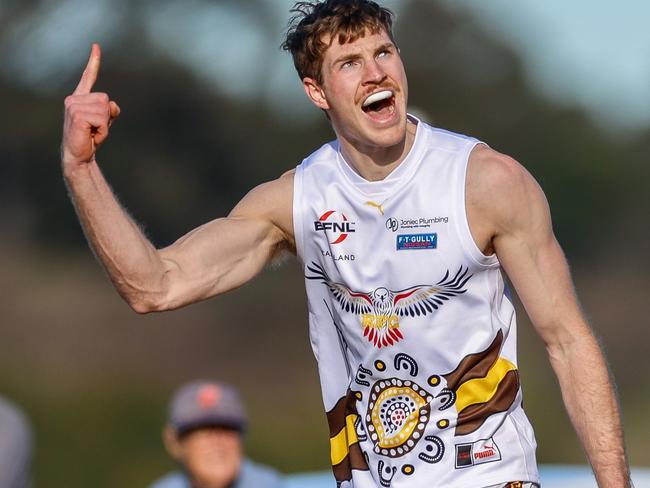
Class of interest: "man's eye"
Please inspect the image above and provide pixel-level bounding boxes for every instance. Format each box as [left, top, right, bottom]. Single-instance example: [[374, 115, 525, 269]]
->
[[341, 61, 354, 69]]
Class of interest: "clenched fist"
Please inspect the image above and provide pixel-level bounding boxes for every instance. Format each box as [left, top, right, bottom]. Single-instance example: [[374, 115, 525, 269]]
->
[[61, 43, 120, 173]]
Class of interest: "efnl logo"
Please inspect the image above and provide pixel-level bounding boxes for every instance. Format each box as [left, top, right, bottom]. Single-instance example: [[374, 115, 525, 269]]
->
[[314, 210, 356, 244], [397, 233, 437, 251]]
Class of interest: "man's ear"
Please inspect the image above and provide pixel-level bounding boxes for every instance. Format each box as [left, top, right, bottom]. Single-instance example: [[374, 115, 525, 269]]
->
[[303, 77, 330, 110], [163, 426, 183, 461]]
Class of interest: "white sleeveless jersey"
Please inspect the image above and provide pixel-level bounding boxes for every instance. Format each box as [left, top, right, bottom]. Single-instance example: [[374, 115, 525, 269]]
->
[[293, 118, 539, 488]]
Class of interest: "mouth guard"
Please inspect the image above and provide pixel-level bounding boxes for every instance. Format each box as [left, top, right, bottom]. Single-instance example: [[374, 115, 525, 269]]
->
[[362, 90, 393, 107]]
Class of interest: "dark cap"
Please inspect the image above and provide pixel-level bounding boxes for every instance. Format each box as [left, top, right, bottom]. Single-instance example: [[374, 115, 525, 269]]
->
[[168, 380, 247, 435]]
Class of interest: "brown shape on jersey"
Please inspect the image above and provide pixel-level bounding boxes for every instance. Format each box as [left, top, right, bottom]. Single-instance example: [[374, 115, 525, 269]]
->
[[443, 330, 521, 436], [327, 390, 369, 482], [454, 369, 520, 436], [443, 329, 503, 391]]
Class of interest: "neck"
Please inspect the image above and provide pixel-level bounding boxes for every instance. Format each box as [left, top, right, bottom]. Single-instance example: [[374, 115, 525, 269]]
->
[[338, 119, 417, 182]]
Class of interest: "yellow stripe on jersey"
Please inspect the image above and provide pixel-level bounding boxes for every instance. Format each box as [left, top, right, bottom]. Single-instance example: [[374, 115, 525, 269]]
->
[[330, 414, 359, 466], [455, 357, 517, 413]]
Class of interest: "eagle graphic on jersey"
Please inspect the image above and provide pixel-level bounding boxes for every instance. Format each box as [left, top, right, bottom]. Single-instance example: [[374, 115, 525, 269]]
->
[[306, 262, 472, 347]]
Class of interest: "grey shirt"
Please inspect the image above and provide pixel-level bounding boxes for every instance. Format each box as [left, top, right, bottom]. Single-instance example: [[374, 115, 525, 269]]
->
[[149, 459, 283, 488], [0, 396, 32, 488]]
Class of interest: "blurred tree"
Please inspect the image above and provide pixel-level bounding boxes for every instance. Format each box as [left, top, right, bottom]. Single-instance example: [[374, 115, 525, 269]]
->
[[0, 2, 648, 486], [398, 0, 639, 258], [0, 0, 645, 259]]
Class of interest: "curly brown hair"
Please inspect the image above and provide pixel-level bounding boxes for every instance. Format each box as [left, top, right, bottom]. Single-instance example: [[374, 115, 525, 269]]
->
[[282, 0, 396, 84]]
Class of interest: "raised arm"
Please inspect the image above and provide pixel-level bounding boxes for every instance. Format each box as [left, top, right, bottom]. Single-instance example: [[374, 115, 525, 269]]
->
[[61, 44, 294, 313], [466, 146, 631, 487]]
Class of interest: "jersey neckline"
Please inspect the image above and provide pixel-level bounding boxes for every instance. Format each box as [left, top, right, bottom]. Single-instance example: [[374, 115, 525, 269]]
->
[[335, 114, 427, 200]]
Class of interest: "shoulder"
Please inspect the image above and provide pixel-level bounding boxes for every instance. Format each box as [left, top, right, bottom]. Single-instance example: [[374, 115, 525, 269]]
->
[[425, 124, 479, 153], [238, 169, 295, 210], [467, 145, 549, 234], [229, 170, 295, 244], [300, 141, 338, 168], [148, 471, 189, 488], [467, 145, 531, 194], [0, 396, 31, 451], [237, 459, 283, 487], [0, 397, 31, 486], [296, 141, 339, 180]]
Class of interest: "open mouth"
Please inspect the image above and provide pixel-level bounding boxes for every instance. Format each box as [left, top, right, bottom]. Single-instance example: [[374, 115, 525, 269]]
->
[[361, 90, 396, 120]]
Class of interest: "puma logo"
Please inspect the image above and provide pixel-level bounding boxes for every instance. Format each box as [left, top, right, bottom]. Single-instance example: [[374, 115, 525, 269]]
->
[[365, 201, 385, 215]]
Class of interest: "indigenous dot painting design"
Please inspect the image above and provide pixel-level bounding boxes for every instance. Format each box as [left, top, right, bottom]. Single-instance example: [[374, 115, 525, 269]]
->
[[325, 333, 519, 487], [366, 377, 432, 457], [348, 353, 450, 485]]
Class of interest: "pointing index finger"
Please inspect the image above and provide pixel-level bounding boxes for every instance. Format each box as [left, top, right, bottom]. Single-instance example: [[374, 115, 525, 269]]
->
[[73, 43, 101, 95]]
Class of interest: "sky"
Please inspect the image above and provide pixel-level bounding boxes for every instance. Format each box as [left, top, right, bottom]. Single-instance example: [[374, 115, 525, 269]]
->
[[442, 0, 650, 131], [1, 0, 648, 131]]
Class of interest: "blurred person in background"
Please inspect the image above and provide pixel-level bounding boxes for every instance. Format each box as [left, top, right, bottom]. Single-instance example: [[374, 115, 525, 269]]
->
[[0, 395, 32, 488], [60, 0, 631, 487], [149, 380, 282, 488]]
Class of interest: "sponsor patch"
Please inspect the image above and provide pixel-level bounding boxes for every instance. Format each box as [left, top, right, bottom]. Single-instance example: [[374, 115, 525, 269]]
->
[[455, 444, 473, 468], [385, 217, 399, 232], [385, 217, 449, 232], [320, 249, 355, 261], [314, 210, 355, 244], [455, 437, 502, 469], [396, 233, 437, 250]]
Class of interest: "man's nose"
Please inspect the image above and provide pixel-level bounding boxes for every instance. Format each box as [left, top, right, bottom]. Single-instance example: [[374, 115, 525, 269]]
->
[[363, 59, 387, 84]]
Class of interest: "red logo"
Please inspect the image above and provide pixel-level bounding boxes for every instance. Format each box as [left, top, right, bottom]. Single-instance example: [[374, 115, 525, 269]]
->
[[455, 438, 502, 469], [314, 210, 356, 244], [197, 385, 220, 409], [474, 444, 498, 460]]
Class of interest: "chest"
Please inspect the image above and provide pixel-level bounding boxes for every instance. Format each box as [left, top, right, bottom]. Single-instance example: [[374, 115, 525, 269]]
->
[[306, 171, 470, 289]]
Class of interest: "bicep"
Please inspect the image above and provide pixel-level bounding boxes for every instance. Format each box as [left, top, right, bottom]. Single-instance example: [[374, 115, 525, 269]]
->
[[488, 159, 589, 348], [497, 228, 587, 347], [159, 215, 285, 307], [156, 176, 293, 309]]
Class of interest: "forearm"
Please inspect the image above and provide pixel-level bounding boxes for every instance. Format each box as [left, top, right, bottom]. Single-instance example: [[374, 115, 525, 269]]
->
[[64, 159, 167, 311], [548, 328, 630, 487]]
